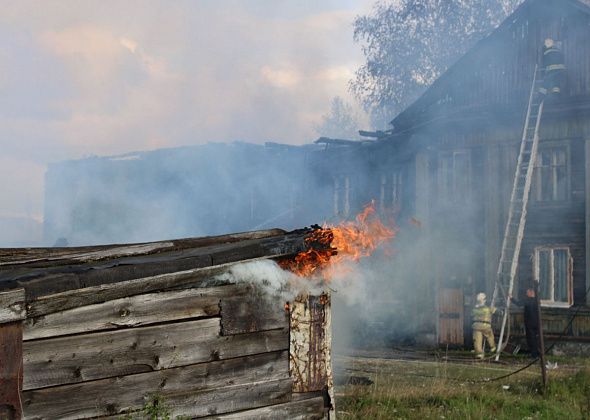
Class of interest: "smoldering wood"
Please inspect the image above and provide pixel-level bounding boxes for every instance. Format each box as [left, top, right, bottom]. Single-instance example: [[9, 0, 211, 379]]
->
[[0, 231, 309, 299], [23, 285, 238, 340], [221, 289, 289, 335], [23, 318, 288, 390], [0, 287, 25, 323], [22, 350, 289, 419], [0, 322, 23, 420]]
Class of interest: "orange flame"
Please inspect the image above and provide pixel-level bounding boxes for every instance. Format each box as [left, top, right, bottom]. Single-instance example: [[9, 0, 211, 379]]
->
[[280, 201, 396, 279]]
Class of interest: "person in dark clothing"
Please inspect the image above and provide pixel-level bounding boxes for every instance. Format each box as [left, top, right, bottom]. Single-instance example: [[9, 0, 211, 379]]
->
[[511, 288, 540, 358], [539, 38, 566, 98]]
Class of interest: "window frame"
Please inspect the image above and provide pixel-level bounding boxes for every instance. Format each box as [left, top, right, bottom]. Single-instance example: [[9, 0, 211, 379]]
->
[[333, 174, 351, 218], [379, 168, 403, 214], [533, 246, 573, 307], [532, 142, 571, 204], [437, 149, 471, 204]]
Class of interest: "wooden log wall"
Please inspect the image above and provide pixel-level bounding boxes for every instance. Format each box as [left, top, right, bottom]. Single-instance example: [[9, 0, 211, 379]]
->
[[0, 229, 332, 419]]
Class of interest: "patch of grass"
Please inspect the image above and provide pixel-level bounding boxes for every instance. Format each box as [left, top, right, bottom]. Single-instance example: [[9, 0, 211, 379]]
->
[[337, 357, 590, 420], [142, 394, 172, 420]]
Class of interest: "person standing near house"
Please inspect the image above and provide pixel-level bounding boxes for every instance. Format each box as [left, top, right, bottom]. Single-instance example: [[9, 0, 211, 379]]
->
[[472, 292, 497, 359], [510, 287, 541, 358], [540, 37, 566, 97]]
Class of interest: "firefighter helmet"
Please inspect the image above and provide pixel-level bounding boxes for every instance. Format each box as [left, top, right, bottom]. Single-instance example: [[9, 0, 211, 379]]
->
[[476, 292, 486, 304], [544, 38, 554, 48]]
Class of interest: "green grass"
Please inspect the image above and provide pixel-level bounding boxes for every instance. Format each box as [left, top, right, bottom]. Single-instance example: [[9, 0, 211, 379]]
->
[[336, 356, 590, 419]]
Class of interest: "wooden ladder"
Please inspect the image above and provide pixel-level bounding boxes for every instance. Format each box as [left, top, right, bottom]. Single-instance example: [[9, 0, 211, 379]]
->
[[492, 65, 545, 361]]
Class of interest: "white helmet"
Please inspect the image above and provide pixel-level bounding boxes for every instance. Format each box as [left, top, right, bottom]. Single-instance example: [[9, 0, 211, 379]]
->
[[476, 292, 486, 304], [544, 38, 554, 48]]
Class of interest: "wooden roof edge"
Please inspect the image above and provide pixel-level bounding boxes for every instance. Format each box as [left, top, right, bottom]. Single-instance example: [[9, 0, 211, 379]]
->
[[0, 228, 288, 266], [387, 94, 590, 137]]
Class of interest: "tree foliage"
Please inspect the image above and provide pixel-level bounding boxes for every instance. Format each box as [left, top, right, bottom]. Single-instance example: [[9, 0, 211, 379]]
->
[[351, 0, 522, 126], [315, 96, 362, 139]]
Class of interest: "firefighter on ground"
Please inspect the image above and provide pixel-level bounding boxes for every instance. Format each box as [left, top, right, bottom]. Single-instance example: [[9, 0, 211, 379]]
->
[[540, 38, 566, 97], [472, 292, 497, 359], [510, 285, 541, 358]]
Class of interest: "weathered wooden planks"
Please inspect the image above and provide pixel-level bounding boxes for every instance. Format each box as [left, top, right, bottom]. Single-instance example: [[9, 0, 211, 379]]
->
[[23, 350, 289, 419], [23, 286, 235, 340], [201, 396, 326, 419], [1, 228, 334, 419], [0, 288, 25, 323], [290, 294, 332, 394], [163, 378, 292, 418], [221, 291, 288, 335], [23, 318, 288, 390], [1, 232, 308, 299], [25, 263, 250, 318], [0, 229, 288, 266], [0, 322, 23, 420]]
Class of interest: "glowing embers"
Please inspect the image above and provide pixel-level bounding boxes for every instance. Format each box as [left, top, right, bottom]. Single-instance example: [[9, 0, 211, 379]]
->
[[280, 201, 396, 280]]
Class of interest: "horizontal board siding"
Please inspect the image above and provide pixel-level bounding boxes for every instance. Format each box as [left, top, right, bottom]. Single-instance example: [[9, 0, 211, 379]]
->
[[23, 351, 289, 419], [25, 266, 247, 318], [23, 318, 288, 390], [0, 288, 25, 323], [221, 294, 288, 335], [200, 396, 325, 420], [162, 378, 293, 418], [23, 286, 229, 340]]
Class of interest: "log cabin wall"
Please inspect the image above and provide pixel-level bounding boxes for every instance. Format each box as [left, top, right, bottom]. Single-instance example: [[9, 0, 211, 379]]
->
[[347, 0, 590, 347], [0, 230, 332, 419]]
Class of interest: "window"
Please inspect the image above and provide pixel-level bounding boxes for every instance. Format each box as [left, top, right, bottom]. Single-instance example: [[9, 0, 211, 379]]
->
[[534, 247, 573, 307], [438, 150, 470, 203], [380, 170, 402, 213], [533, 146, 568, 202], [333, 175, 350, 217]]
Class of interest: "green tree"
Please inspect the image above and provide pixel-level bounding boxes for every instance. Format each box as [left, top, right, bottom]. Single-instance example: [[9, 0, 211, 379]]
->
[[315, 96, 362, 139], [351, 0, 522, 127]]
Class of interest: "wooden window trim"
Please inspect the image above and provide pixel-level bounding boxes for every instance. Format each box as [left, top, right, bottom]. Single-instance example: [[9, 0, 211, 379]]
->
[[533, 141, 571, 205], [437, 149, 471, 203], [533, 246, 573, 307], [380, 168, 403, 214]]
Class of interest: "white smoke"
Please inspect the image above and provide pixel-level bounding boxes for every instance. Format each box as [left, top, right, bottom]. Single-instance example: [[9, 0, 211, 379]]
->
[[215, 258, 369, 305]]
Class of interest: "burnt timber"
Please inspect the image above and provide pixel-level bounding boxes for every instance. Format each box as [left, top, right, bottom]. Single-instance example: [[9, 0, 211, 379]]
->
[[0, 229, 333, 419]]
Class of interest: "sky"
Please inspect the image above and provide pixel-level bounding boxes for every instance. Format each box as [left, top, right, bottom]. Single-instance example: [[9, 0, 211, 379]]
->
[[0, 0, 374, 224]]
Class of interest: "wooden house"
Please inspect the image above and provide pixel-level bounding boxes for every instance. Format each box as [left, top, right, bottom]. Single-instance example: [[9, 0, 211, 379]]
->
[[324, 0, 590, 350], [0, 229, 333, 419]]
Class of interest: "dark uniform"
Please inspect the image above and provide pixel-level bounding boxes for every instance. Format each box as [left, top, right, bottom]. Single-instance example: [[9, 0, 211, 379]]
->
[[540, 40, 566, 97], [511, 294, 540, 357]]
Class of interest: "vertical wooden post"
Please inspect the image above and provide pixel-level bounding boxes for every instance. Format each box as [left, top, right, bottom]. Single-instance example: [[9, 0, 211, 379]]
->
[[289, 293, 334, 415], [0, 288, 25, 419], [534, 282, 547, 389]]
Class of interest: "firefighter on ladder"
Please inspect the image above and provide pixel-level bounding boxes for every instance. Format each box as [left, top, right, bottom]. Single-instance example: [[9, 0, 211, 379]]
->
[[539, 38, 566, 97], [472, 292, 497, 359]]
